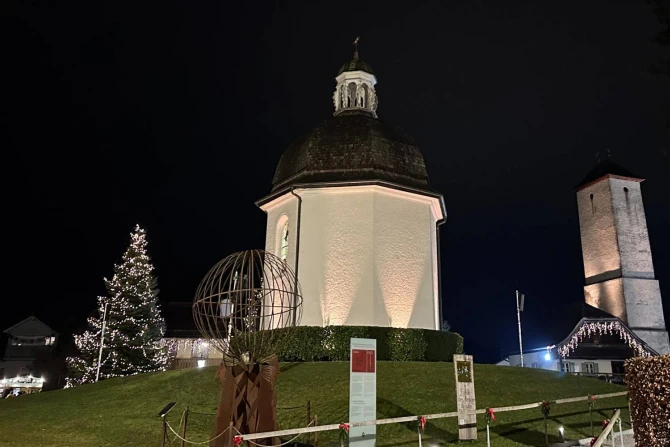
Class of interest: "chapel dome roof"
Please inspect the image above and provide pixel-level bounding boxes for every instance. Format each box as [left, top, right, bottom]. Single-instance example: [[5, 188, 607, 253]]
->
[[338, 58, 374, 75], [271, 110, 431, 192]]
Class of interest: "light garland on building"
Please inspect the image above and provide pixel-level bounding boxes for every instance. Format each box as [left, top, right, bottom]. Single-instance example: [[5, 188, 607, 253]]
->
[[66, 225, 168, 387], [161, 338, 213, 359], [557, 320, 652, 358]]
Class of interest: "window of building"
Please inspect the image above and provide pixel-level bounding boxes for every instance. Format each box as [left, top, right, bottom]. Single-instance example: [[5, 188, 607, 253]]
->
[[559, 362, 575, 372], [582, 362, 598, 373], [11, 336, 46, 346], [18, 366, 30, 376], [531, 362, 542, 369], [45, 336, 56, 346], [280, 221, 289, 263]]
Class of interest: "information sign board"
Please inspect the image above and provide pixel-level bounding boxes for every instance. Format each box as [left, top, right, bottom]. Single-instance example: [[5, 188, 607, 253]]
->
[[349, 338, 376, 447]]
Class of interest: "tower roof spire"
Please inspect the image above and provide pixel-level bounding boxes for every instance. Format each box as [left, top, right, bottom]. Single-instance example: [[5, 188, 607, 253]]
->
[[333, 38, 378, 117]]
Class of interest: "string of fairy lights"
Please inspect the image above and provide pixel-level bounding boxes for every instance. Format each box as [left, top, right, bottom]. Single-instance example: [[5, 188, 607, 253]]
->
[[66, 226, 168, 387], [161, 338, 213, 358], [557, 320, 652, 358]]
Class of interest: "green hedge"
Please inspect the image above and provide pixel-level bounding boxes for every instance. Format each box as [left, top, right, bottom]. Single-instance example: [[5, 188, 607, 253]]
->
[[264, 326, 462, 362]]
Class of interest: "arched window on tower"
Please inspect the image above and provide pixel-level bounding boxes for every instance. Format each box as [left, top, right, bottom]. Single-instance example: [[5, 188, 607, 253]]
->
[[280, 221, 289, 264]]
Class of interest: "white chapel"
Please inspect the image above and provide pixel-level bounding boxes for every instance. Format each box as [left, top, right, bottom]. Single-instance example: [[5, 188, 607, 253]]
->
[[256, 47, 446, 330]]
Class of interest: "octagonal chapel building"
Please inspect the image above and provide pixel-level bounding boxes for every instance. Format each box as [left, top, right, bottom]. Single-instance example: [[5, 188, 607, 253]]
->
[[256, 49, 446, 330]]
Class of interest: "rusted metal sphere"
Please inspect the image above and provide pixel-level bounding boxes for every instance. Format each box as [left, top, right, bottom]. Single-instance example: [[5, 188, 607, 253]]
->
[[192, 250, 302, 364]]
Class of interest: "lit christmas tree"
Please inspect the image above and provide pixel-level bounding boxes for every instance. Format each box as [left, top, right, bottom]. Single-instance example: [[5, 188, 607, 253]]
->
[[66, 225, 168, 386]]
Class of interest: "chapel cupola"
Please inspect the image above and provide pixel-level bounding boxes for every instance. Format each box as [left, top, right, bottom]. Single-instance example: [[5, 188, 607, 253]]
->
[[333, 37, 378, 117]]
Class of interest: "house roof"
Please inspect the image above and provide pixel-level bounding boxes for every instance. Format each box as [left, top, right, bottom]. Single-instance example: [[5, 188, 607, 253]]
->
[[574, 159, 643, 191], [3, 316, 57, 336], [581, 303, 616, 319], [500, 311, 657, 362], [557, 317, 657, 358]]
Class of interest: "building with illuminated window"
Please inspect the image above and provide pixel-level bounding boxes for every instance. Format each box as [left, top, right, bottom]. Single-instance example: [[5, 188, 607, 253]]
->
[[256, 47, 446, 330], [0, 316, 65, 395], [497, 158, 669, 379], [161, 302, 222, 369]]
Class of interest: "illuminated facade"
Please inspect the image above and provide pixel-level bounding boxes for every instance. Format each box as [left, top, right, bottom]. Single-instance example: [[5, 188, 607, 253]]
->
[[497, 159, 669, 371], [575, 160, 669, 355], [257, 48, 446, 330]]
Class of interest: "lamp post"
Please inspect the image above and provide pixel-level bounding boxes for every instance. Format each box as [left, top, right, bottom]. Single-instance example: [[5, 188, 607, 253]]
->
[[95, 302, 109, 382], [516, 290, 525, 367]]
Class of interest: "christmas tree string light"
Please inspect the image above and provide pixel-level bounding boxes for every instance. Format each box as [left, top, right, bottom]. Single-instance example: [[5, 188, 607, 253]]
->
[[66, 225, 168, 387]]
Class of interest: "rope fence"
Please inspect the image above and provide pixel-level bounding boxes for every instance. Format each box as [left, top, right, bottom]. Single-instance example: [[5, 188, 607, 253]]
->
[[237, 390, 628, 442], [235, 420, 317, 447], [165, 419, 231, 445], [188, 410, 218, 416], [159, 390, 629, 445]]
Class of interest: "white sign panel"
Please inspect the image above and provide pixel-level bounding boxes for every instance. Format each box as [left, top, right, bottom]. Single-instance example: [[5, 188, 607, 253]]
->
[[349, 338, 376, 447]]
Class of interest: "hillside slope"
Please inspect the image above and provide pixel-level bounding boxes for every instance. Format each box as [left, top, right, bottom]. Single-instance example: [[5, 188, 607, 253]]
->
[[0, 362, 629, 447]]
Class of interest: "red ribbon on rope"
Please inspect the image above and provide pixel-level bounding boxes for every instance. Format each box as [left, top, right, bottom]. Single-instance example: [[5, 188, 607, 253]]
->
[[486, 408, 496, 422], [541, 401, 551, 417], [589, 437, 597, 447], [589, 395, 596, 402], [233, 436, 243, 446], [339, 423, 350, 433], [602, 419, 609, 429], [419, 416, 426, 431]]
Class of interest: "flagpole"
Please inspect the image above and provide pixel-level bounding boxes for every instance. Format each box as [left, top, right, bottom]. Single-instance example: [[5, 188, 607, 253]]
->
[[95, 302, 109, 382], [516, 290, 524, 367]]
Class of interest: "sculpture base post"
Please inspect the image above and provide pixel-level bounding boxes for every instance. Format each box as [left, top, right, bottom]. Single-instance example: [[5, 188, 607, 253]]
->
[[213, 356, 279, 447]]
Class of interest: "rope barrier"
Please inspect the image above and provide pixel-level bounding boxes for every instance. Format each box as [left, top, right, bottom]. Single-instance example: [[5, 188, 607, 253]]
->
[[167, 411, 186, 445], [187, 404, 306, 415], [235, 419, 316, 447], [165, 420, 231, 445], [188, 410, 218, 416], [277, 405, 305, 410], [238, 390, 629, 441], [163, 390, 629, 443]]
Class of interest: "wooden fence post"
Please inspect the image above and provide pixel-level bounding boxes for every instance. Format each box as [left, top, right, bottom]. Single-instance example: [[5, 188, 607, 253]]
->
[[180, 406, 189, 447], [161, 417, 167, 447], [314, 414, 318, 447], [306, 400, 311, 446]]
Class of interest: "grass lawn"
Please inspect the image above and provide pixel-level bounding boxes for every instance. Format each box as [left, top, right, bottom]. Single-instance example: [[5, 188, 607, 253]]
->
[[0, 362, 630, 447]]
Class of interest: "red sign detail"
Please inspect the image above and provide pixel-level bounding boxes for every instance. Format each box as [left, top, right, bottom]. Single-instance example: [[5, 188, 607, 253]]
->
[[352, 349, 375, 373]]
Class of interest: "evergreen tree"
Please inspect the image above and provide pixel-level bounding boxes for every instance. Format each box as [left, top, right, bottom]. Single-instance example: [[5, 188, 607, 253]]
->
[[66, 225, 167, 386]]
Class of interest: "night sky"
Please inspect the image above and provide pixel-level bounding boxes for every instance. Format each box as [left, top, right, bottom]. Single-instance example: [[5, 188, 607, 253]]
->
[[5, 1, 669, 362]]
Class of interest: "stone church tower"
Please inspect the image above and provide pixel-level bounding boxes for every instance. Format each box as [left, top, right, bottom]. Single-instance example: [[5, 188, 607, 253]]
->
[[256, 47, 446, 330], [575, 159, 670, 354]]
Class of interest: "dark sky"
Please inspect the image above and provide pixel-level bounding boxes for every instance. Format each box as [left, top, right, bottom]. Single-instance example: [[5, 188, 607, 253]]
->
[[5, 0, 669, 362]]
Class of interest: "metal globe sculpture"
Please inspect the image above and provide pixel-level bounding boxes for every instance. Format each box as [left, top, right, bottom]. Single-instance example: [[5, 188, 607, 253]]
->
[[192, 250, 302, 446], [193, 250, 302, 364]]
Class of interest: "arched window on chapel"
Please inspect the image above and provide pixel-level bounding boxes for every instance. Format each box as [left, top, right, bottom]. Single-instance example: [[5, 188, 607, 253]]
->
[[280, 221, 289, 263]]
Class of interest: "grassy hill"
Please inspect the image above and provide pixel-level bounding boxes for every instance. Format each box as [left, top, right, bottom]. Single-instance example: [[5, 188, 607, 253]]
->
[[0, 362, 630, 447]]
